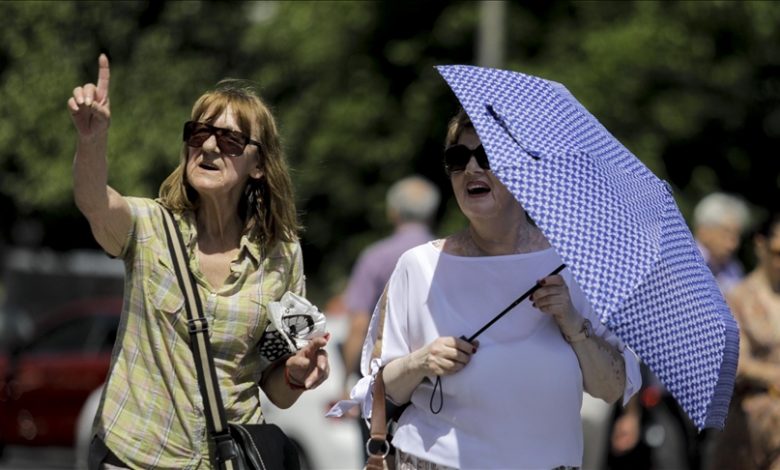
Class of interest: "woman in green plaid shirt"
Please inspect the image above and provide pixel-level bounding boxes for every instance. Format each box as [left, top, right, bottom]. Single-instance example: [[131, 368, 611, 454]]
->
[[68, 54, 330, 469]]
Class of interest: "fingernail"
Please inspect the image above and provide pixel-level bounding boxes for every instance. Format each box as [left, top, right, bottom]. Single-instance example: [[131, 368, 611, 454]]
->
[[472, 347, 477, 353], [539, 278, 546, 286]]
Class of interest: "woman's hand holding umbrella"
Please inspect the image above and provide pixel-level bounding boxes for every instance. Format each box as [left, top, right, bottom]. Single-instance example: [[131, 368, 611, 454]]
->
[[530, 274, 584, 338], [532, 274, 626, 403], [383, 336, 477, 407], [416, 336, 478, 377]]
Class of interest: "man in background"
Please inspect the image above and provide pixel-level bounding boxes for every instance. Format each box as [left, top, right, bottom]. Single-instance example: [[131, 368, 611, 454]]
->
[[341, 175, 440, 390]]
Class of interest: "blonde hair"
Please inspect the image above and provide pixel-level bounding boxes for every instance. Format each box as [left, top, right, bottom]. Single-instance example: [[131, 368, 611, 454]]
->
[[158, 79, 299, 249]]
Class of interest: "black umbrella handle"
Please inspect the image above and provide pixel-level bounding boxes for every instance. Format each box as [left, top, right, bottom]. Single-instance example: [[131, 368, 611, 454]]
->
[[464, 263, 566, 343], [430, 263, 566, 415]]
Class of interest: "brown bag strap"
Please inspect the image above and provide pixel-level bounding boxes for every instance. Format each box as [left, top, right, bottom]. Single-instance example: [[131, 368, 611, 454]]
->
[[365, 368, 389, 470], [365, 284, 392, 469], [370, 368, 388, 440]]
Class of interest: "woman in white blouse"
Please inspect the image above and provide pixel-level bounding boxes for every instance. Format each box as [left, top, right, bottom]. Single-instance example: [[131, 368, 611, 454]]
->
[[360, 110, 641, 470]]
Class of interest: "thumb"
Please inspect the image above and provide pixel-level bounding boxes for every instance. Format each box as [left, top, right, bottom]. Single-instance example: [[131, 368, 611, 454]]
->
[[307, 335, 329, 351]]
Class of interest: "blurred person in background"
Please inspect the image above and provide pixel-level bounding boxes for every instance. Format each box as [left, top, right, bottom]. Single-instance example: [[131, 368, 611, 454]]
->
[[708, 211, 780, 470], [340, 175, 440, 453], [342, 175, 440, 388], [693, 192, 751, 295], [69, 54, 329, 469], [608, 192, 751, 470], [342, 110, 640, 469]]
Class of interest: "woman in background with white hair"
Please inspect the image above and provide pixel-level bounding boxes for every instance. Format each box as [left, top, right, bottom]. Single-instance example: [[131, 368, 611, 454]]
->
[[708, 211, 780, 470], [693, 192, 751, 294]]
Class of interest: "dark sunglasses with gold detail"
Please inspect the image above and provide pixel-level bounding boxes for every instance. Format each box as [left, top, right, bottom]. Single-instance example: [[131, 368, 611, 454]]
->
[[183, 121, 262, 158], [443, 144, 490, 176]]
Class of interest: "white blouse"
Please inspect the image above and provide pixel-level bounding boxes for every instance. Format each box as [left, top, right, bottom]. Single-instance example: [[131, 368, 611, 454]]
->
[[338, 242, 641, 469]]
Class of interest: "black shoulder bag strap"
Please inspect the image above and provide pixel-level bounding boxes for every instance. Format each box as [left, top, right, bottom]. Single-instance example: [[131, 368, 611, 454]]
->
[[160, 207, 240, 469]]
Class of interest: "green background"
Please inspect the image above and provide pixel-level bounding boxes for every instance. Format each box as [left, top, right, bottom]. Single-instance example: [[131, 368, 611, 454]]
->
[[1, 0, 778, 306]]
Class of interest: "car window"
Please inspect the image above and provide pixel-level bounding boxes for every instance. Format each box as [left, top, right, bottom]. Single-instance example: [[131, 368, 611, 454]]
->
[[26, 317, 96, 354]]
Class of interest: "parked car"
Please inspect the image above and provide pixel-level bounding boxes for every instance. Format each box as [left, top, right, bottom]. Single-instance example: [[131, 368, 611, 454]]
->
[[74, 312, 363, 470], [0, 297, 122, 457]]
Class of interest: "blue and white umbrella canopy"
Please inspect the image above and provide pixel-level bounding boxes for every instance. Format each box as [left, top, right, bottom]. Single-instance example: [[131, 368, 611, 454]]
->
[[436, 65, 739, 430]]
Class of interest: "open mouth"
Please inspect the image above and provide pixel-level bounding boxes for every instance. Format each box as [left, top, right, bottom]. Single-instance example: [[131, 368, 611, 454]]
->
[[466, 181, 491, 195], [199, 161, 219, 171]]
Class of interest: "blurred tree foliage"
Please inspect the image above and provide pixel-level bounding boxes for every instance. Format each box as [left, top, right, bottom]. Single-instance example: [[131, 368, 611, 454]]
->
[[0, 1, 778, 303]]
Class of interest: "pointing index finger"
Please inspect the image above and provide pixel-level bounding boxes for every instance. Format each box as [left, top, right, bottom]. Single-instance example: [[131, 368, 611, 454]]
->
[[96, 53, 110, 104]]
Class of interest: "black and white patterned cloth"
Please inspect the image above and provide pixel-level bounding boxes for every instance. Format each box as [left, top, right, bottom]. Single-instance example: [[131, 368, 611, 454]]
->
[[258, 292, 327, 367], [436, 65, 739, 430]]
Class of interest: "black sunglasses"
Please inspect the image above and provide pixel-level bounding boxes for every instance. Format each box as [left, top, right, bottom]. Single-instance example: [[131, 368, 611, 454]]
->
[[183, 121, 262, 157], [443, 144, 490, 175]]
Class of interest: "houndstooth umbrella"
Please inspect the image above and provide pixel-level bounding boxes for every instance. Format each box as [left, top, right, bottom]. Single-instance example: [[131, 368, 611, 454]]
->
[[436, 65, 739, 430]]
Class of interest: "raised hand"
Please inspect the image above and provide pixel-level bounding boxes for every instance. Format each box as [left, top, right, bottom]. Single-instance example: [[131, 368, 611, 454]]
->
[[68, 54, 111, 138]]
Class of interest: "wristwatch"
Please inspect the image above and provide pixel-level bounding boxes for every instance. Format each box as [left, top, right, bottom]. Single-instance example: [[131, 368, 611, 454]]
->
[[564, 319, 593, 344]]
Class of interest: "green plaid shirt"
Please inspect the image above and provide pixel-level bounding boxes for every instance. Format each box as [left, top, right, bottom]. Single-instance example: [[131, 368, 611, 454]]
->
[[93, 197, 305, 469]]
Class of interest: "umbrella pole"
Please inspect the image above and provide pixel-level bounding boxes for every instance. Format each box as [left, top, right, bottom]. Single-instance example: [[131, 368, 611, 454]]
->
[[429, 263, 566, 414], [464, 263, 566, 342]]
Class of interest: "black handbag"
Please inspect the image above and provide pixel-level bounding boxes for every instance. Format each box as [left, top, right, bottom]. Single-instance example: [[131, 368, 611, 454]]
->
[[161, 206, 300, 470]]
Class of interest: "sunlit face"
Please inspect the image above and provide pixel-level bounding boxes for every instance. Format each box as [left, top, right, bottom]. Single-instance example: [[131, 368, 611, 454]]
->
[[449, 129, 519, 222], [756, 224, 780, 290], [185, 105, 263, 201]]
